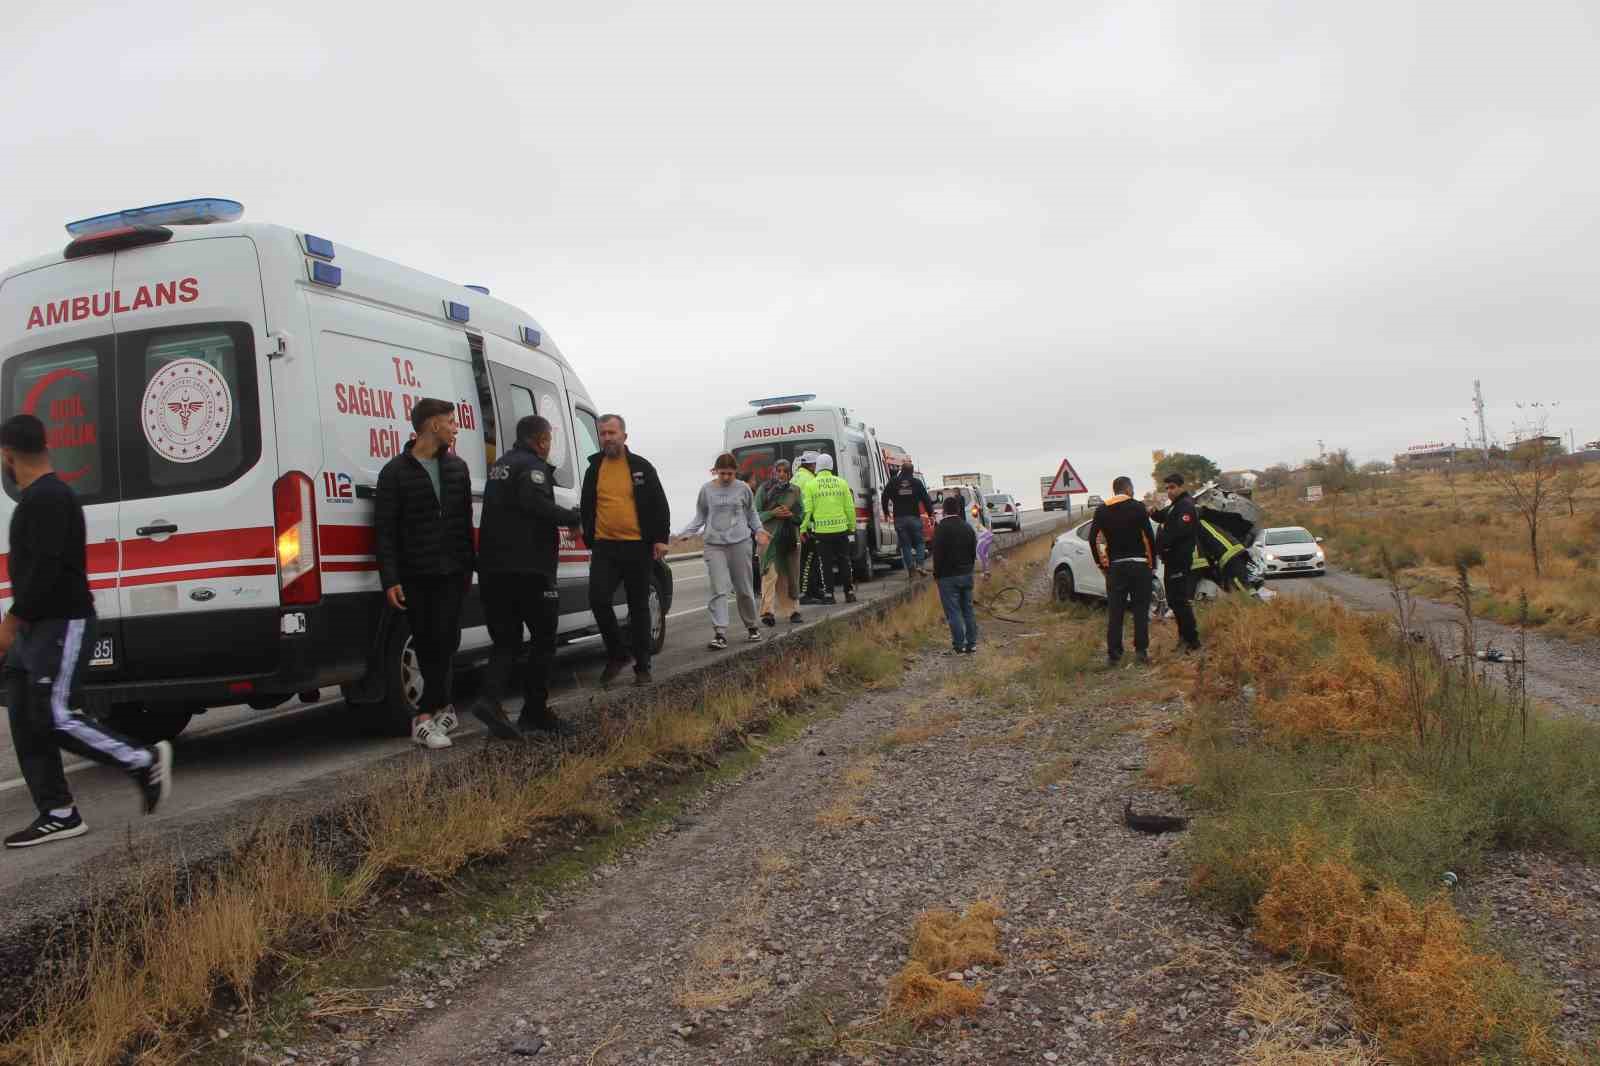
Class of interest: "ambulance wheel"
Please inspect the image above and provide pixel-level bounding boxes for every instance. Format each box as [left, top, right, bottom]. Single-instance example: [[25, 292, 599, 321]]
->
[[618, 573, 668, 657], [103, 702, 194, 745], [852, 537, 873, 583], [1053, 566, 1077, 604], [365, 616, 424, 736], [649, 573, 668, 653]]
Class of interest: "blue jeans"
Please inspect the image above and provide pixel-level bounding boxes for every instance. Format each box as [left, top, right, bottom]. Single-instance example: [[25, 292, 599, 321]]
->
[[896, 516, 926, 570], [938, 574, 977, 650]]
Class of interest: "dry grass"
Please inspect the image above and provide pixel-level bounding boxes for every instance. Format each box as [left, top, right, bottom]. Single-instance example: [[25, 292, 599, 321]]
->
[[878, 698, 962, 750], [1, 827, 354, 1066], [885, 900, 1004, 1028], [675, 849, 792, 1012], [1263, 469, 1600, 637], [815, 754, 882, 828], [1251, 832, 1536, 1066]]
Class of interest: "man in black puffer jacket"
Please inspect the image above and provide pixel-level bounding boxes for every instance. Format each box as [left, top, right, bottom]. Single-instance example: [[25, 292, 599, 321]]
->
[[374, 398, 475, 749], [1088, 476, 1157, 665]]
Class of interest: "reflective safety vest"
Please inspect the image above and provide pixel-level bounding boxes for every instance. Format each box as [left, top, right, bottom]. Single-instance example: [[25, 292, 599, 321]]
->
[[802, 471, 855, 534], [1194, 519, 1245, 570]]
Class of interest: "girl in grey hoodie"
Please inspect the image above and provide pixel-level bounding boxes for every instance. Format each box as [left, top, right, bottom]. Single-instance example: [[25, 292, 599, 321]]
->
[[678, 453, 769, 649]]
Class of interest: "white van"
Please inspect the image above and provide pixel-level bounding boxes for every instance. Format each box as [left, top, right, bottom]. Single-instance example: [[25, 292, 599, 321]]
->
[[724, 395, 897, 579], [0, 199, 672, 741]]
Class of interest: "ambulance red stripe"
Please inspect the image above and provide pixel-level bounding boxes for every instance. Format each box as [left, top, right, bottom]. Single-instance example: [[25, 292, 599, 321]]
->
[[120, 527, 274, 569]]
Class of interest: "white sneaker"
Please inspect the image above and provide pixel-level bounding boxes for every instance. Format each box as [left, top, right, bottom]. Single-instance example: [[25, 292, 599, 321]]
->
[[412, 718, 452, 749], [432, 707, 459, 735]]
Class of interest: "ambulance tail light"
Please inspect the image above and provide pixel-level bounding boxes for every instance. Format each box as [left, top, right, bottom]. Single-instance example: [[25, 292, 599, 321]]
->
[[273, 472, 321, 606]]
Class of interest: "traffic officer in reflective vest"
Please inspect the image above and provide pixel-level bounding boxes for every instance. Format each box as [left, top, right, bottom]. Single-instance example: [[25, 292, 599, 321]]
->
[[471, 415, 583, 737], [800, 454, 858, 604]]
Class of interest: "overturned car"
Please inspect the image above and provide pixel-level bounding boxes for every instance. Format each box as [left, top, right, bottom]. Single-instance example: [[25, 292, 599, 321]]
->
[[1047, 483, 1273, 609]]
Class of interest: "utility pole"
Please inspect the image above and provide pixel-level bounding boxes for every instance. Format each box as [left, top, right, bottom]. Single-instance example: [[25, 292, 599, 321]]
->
[[1472, 379, 1490, 463]]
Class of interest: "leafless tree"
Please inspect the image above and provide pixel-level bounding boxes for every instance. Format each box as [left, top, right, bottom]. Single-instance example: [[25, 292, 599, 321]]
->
[[1554, 459, 1593, 517], [1487, 417, 1559, 577]]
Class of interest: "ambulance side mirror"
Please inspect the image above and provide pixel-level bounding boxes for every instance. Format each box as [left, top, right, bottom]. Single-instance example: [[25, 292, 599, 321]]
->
[[1316, 536, 1325, 544]]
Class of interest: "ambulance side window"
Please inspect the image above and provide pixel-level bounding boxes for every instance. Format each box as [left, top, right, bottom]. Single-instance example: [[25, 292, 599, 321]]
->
[[572, 408, 600, 465], [507, 385, 538, 427], [529, 378, 573, 488], [2, 338, 115, 504], [118, 323, 261, 500]]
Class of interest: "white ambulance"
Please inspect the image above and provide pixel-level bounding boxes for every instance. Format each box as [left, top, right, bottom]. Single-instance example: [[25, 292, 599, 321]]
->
[[724, 395, 898, 579], [0, 198, 672, 741]]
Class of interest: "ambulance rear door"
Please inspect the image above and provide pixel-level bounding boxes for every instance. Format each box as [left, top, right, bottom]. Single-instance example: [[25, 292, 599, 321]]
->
[[111, 237, 279, 682], [482, 335, 589, 622], [0, 256, 124, 678]]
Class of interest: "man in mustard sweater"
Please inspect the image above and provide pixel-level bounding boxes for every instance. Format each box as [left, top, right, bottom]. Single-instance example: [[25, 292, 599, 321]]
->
[[580, 414, 671, 686]]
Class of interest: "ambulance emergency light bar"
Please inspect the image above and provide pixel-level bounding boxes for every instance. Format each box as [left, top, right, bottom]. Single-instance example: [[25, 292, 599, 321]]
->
[[748, 394, 817, 408], [65, 198, 244, 237]]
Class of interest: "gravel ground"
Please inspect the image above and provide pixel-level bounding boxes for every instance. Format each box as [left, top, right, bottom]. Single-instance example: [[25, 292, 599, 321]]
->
[[324, 575, 1373, 1066], [231, 565, 1600, 1066], [1282, 568, 1600, 722]]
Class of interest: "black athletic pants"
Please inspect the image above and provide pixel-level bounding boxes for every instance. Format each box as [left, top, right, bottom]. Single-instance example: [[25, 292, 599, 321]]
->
[[799, 536, 826, 599], [1106, 561, 1152, 661], [480, 572, 561, 723], [589, 539, 654, 673], [1164, 567, 1201, 649], [814, 532, 854, 597], [5, 617, 149, 815], [404, 574, 467, 715]]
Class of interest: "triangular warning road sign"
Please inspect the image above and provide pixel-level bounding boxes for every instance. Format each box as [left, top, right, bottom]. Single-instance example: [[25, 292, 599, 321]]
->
[[1048, 457, 1087, 496]]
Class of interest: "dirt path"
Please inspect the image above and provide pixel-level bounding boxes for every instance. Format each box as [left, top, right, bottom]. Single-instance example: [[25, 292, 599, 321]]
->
[[360, 610, 1369, 1066], [1280, 569, 1600, 723]]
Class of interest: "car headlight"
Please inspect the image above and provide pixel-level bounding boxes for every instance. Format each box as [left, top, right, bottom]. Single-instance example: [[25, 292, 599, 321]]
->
[[1315, 550, 1325, 561], [1263, 551, 1278, 560]]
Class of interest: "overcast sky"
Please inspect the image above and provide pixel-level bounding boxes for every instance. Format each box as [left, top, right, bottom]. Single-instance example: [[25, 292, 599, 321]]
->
[[4, 0, 1597, 517]]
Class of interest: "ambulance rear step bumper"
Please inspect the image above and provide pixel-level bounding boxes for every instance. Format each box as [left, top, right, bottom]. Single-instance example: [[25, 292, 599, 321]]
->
[[83, 601, 369, 712]]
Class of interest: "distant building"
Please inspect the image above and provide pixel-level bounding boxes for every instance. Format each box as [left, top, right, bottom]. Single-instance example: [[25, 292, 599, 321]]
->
[[1393, 441, 1473, 469], [1219, 469, 1261, 490]]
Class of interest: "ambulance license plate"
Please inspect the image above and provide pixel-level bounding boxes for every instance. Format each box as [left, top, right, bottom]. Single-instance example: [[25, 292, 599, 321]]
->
[[89, 636, 115, 668]]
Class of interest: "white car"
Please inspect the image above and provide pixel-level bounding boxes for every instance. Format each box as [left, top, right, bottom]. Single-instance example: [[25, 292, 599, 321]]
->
[[937, 485, 991, 536], [1250, 526, 1326, 577], [985, 492, 1021, 531], [1048, 518, 1163, 602]]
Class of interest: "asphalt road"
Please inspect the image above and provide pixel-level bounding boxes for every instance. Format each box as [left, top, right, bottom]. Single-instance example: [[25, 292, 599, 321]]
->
[[0, 510, 1059, 892]]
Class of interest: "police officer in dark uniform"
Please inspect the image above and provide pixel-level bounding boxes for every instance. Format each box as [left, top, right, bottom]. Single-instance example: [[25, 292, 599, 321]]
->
[[470, 415, 582, 737], [1150, 472, 1202, 652]]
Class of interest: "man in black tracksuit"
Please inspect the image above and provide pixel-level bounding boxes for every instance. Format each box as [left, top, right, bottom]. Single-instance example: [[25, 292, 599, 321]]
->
[[1088, 477, 1157, 665], [374, 398, 476, 748], [473, 415, 583, 738], [881, 460, 936, 579], [580, 414, 671, 686], [1150, 472, 1202, 651], [0, 414, 171, 848]]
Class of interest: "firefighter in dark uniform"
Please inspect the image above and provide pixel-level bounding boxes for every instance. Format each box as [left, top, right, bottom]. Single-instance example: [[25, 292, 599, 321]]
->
[[1151, 472, 1202, 652], [470, 415, 583, 737]]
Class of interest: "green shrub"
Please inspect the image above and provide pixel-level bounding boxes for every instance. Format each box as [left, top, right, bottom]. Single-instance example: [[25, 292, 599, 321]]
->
[[1453, 544, 1486, 569]]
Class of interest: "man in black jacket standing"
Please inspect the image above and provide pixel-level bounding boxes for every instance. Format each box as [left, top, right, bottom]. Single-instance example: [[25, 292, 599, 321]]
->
[[1150, 472, 1202, 652], [0, 415, 171, 848], [580, 414, 670, 687], [472, 415, 582, 738], [932, 495, 979, 654], [1089, 477, 1157, 666], [882, 458, 936, 580], [375, 398, 475, 749]]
